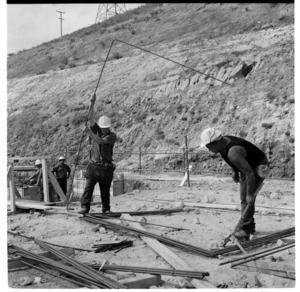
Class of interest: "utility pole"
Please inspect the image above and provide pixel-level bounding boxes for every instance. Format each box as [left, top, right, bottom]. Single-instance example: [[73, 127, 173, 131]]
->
[[56, 10, 65, 37]]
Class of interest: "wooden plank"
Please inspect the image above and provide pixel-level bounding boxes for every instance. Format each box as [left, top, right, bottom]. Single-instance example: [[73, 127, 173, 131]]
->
[[7, 200, 53, 210], [233, 260, 295, 280], [14, 186, 21, 198], [7, 165, 12, 179], [9, 162, 17, 213], [122, 214, 215, 289], [8, 156, 51, 162], [119, 274, 162, 289], [41, 159, 50, 202], [8, 247, 75, 270], [13, 166, 36, 171], [48, 171, 68, 203], [180, 165, 192, 187]]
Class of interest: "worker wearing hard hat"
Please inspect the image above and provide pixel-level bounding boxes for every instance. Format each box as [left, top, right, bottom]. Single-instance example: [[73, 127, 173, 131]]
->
[[78, 93, 117, 214], [52, 156, 71, 196], [27, 160, 43, 186], [200, 128, 270, 240], [26, 159, 44, 201]]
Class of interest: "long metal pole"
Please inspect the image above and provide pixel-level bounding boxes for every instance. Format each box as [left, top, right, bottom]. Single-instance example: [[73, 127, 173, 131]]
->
[[67, 40, 116, 210], [185, 136, 190, 187], [67, 38, 231, 211]]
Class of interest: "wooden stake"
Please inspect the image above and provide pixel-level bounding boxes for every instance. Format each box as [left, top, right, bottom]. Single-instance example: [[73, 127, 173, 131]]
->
[[41, 159, 50, 202], [9, 162, 16, 213]]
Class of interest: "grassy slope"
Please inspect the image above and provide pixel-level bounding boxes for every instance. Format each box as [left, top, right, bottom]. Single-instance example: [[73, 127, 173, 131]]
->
[[7, 3, 294, 177]]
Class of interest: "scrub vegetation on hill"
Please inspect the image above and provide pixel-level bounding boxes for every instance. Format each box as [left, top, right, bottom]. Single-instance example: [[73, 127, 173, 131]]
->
[[7, 3, 294, 178]]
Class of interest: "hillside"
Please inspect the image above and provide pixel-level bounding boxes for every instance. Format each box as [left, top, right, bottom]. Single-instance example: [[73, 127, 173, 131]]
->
[[7, 3, 295, 178]]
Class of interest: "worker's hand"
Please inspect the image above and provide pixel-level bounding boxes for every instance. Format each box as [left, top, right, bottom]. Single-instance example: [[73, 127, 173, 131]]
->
[[87, 144, 92, 151], [246, 195, 255, 205], [84, 126, 92, 136], [232, 172, 239, 183], [91, 93, 96, 103]]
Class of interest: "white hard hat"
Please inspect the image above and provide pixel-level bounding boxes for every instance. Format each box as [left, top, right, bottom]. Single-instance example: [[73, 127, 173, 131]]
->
[[98, 116, 111, 128], [59, 156, 65, 161], [200, 128, 222, 147], [35, 159, 42, 166]]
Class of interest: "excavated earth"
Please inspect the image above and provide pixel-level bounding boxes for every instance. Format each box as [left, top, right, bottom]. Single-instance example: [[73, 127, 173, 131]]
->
[[7, 174, 295, 289], [7, 4, 294, 178]]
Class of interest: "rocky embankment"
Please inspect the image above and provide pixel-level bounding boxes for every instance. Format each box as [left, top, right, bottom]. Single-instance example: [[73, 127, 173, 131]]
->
[[7, 6, 294, 178]]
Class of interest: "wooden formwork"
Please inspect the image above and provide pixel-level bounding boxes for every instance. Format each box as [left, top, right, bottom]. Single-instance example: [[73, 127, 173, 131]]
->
[[7, 157, 68, 215]]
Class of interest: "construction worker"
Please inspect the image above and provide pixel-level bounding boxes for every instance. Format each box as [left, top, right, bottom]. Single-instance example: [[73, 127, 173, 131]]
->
[[27, 160, 43, 186], [27, 160, 43, 201], [78, 93, 116, 214], [52, 156, 71, 196], [200, 128, 270, 240]]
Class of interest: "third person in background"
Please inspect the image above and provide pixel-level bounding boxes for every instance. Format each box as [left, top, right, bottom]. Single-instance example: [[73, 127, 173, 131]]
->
[[52, 156, 71, 196]]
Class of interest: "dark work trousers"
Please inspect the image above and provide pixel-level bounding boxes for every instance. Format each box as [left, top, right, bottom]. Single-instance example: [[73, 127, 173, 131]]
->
[[239, 156, 269, 234], [81, 178, 112, 213], [57, 178, 67, 195]]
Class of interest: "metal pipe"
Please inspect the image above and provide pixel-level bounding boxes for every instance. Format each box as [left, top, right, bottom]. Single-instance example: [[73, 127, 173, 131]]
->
[[7, 231, 93, 252], [231, 243, 295, 268], [220, 242, 295, 266], [185, 136, 190, 187], [112, 39, 231, 86]]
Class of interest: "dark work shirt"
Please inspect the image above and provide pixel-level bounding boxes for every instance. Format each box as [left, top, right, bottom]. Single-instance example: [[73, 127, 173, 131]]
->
[[90, 123, 116, 163], [52, 163, 71, 180], [220, 135, 266, 173]]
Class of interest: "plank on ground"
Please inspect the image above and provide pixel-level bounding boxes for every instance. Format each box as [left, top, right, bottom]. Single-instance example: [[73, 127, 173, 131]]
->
[[122, 214, 215, 289], [119, 274, 162, 289], [7, 199, 54, 210]]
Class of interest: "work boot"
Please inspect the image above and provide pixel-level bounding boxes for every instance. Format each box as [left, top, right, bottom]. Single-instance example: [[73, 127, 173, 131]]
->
[[234, 229, 249, 239], [249, 219, 256, 234], [78, 207, 89, 214], [103, 210, 113, 214]]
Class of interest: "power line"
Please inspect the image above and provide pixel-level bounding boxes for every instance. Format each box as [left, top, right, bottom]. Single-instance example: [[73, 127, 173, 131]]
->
[[56, 10, 65, 37], [95, 4, 127, 24]]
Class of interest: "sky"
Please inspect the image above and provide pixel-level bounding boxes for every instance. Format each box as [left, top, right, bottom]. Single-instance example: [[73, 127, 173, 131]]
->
[[7, 3, 143, 54]]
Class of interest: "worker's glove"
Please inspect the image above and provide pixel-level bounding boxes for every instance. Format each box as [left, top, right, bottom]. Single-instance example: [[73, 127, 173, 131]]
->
[[232, 172, 239, 183], [86, 144, 92, 151], [246, 195, 255, 205], [91, 93, 96, 103]]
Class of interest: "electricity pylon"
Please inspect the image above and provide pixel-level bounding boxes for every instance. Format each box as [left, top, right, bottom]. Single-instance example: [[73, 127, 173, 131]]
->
[[95, 4, 127, 24]]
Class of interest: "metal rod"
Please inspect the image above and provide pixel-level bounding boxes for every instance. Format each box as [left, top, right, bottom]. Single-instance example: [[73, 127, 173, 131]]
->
[[220, 242, 295, 266], [19, 259, 90, 288], [112, 39, 232, 86], [185, 136, 190, 187], [7, 231, 93, 252], [90, 263, 209, 278], [231, 243, 295, 268], [98, 213, 189, 230]]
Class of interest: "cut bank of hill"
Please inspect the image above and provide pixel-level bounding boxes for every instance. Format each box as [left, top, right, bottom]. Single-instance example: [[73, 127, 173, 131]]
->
[[7, 3, 294, 178]]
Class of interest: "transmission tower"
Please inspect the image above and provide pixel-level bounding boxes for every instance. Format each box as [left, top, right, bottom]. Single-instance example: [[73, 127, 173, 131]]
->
[[95, 4, 127, 24]]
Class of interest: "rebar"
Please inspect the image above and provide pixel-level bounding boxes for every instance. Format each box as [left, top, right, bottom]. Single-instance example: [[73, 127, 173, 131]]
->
[[219, 241, 295, 266], [90, 263, 209, 278], [230, 243, 295, 268], [7, 230, 93, 252]]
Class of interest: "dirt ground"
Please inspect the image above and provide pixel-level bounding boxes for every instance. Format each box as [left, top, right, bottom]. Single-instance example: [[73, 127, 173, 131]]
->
[[7, 173, 295, 289]]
